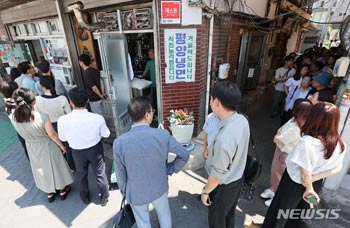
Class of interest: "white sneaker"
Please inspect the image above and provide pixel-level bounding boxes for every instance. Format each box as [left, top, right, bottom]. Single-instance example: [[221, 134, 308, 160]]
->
[[265, 198, 273, 207], [260, 188, 275, 199]]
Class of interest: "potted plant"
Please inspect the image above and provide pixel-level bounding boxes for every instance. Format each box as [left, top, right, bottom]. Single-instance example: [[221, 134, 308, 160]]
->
[[168, 108, 195, 144]]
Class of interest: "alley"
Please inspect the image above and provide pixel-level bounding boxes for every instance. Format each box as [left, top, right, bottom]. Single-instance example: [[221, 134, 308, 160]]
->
[[1, 88, 349, 228]]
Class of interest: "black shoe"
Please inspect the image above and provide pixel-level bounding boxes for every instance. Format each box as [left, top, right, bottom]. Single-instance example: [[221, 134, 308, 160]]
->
[[100, 197, 109, 207], [47, 193, 56, 203], [60, 186, 71, 201], [81, 196, 90, 204]]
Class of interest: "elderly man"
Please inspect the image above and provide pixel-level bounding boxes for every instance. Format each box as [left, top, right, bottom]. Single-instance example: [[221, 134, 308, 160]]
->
[[113, 96, 189, 228], [201, 81, 250, 228]]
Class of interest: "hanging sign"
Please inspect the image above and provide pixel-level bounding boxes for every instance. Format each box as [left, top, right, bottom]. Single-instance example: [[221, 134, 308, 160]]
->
[[164, 29, 196, 84], [161, 1, 181, 24]]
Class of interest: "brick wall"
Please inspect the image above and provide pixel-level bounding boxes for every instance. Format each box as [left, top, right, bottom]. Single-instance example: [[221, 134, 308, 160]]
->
[[212, 16, 241, 81], [158, 1, 241, 135], [158, 1, 209, 135]]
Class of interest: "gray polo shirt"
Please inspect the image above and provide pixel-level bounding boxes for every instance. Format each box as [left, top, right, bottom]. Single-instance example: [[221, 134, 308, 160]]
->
[[205, 113, 250, 184]]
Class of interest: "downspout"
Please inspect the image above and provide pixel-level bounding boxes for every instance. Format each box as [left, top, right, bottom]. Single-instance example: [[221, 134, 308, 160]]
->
[[67, 1, 105, 31], [205, 1, 215, 120]]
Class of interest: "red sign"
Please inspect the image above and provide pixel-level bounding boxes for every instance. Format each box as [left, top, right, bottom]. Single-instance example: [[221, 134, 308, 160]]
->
[[161, 1, 181, 24]]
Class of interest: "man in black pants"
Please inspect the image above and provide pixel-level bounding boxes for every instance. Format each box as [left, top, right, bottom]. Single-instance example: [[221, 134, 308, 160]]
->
[[58, 88, 110, 206], [201, 82, 250, 227]]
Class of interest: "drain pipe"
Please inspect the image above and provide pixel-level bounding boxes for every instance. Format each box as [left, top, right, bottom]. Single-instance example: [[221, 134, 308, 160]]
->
[[204, 1, 215, 120], [67, 1, 105, 31]]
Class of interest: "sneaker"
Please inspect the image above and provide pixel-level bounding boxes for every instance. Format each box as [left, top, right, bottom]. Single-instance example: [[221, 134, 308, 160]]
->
[[100, 197, 109, 207], [265, 198, 273, 207], [260, 188, 275, 199]]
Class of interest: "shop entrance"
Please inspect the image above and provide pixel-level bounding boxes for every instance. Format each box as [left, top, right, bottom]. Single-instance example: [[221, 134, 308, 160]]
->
[[93, 31, 157, 136]]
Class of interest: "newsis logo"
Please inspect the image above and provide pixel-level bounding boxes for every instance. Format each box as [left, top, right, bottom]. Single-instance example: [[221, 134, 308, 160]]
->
[[277, 209, 341, 220]]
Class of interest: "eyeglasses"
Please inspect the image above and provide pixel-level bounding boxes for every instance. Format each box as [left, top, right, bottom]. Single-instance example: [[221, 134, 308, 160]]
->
[[146, 108, 154, 113]]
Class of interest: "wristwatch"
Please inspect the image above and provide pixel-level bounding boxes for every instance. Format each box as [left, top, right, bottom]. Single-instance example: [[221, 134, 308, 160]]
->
[[202, 187, 209, 195]]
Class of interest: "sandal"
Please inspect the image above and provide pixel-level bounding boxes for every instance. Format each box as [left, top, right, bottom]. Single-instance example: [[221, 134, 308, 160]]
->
[[59, 186, 71, 200], [47, 193, 56, 203]]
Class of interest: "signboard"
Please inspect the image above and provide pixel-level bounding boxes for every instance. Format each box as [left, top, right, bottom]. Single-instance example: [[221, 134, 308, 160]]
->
[[164, 29, 196, 84], [161, 1, 181, 24]]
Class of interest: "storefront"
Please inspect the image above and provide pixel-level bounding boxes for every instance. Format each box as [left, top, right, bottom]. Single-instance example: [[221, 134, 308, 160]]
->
[[0, 15, 75, 87]]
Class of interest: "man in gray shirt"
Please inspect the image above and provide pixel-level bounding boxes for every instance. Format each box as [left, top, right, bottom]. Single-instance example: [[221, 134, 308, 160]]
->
[[201, 82, 250, 228], [113, 96, 189, 228]]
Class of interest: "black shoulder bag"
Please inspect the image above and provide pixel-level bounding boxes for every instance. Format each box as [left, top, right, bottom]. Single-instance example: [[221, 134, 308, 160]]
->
[[112, 196, 135, 228], [240, 113, 262, 200]]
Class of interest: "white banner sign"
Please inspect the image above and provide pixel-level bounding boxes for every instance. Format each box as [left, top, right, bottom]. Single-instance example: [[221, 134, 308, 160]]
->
[[164, 29, 196, 83]]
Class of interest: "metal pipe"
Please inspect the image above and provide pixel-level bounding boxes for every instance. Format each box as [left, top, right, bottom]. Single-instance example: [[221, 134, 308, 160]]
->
[[67, 1, 105, 31], [117, 10, 123, 33], [205, 1, 215, 120]]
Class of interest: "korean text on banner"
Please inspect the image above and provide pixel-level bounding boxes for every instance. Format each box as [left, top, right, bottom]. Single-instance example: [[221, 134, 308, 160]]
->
[[161, 1, 181, 24], [164, 29, 196, 84]]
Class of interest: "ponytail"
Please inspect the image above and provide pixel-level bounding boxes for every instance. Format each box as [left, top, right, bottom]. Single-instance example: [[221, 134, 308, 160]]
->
[[12, 88, 35, 123], [40, 76, 57, 96]]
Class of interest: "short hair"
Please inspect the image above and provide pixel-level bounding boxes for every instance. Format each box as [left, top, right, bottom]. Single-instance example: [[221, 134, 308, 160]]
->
[[318, 89, 334, 103], [127, 96, 152, 122], [284, 56, 294, 63], [312, 61, 324, 71], [12, 88, 35, 123], [79, 54, 91, 66], [0, 81, 18, 98], [36, 60, 50, 74], [68, 87, 88, 107], [210, 81, 241, 111], [10, 68, 21, 81], [17, 61, 31, 74]]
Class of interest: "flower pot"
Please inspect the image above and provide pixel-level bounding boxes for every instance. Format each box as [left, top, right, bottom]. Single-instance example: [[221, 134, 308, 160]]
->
[[171, 124, 194, 145]]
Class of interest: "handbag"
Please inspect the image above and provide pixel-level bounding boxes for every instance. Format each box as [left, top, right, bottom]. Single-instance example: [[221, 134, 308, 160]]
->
[[112, 196, 135, 228]]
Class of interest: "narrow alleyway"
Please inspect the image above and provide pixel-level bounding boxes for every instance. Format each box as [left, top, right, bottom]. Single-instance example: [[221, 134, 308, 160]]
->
[[0, 88, 349, 228]]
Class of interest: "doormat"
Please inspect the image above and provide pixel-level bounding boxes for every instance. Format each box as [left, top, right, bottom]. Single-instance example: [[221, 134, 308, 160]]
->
[[0, 118, 17, 155]]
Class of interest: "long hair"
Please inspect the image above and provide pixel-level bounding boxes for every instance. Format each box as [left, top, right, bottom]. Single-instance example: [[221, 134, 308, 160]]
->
[[12, 88, 35, 123], [301, 102, 345, 159], [40, 76, 57, 96], [293, 65, 309, 81]]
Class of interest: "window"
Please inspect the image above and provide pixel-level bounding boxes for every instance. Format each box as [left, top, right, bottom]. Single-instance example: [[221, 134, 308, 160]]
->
[[321, 1, 324, 7]]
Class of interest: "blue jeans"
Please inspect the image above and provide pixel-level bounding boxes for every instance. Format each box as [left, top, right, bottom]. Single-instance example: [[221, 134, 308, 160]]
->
[[130, 191, 171, 228]]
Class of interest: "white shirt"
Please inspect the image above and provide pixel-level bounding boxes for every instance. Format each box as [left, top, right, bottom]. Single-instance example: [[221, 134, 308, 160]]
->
[[35, 95, 71, 123], [286, 135, 346, 184], [275, 67, 296, 91], [14, 74, 26, 87], [285, 78, 301, 94], [285, 86, 311, 111], [275, 118, 301, 154], [58, 109, 110, 150]]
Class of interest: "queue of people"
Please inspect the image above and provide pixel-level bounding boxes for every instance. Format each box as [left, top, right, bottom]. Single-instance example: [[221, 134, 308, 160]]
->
[[0, 45, 347, 228]]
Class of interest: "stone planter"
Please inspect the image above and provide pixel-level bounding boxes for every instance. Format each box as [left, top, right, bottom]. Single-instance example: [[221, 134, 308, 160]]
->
[[171, 124, 194, 144]]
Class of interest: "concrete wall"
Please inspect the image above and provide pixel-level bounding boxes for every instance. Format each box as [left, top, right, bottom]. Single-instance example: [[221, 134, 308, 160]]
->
[[0, 0, 57, 23]]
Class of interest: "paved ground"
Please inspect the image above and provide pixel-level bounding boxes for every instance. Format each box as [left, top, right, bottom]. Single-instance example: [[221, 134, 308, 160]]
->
[[0, 88, 350, 228]]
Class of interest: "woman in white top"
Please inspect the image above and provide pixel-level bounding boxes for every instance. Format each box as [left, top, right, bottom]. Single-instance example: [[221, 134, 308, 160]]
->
[[281, 74, 312, 125], [284, 64, 309, 96], [35, 76, 71, 130], [262, 102, 346, 228], [35, 76, 75, 170], [261, 99, 312, 207]]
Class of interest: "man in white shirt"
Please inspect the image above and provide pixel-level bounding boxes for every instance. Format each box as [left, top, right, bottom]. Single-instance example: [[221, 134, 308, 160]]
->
[[271, 56, 296, 118], [58, 88, 110, 206]]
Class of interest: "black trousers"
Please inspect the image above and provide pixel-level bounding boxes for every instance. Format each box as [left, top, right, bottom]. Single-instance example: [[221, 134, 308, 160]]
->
[[71, 141, 109, 200], [52, 122, 75, 170], [262, 171, 323, 228], [208, 177, 244, 228], [17, 133, 29, 160]]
